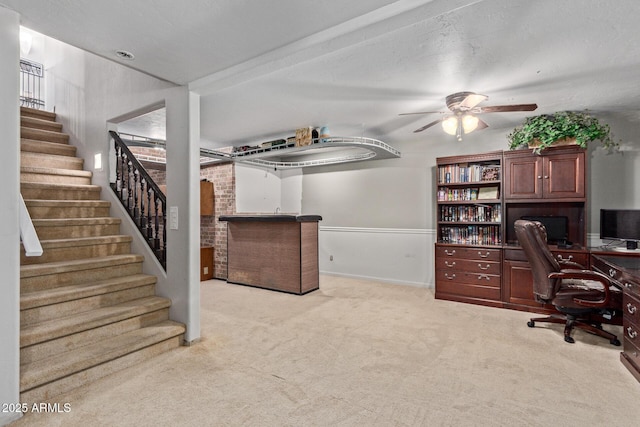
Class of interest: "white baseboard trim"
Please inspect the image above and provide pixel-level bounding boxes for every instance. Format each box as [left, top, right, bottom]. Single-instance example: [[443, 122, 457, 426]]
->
[[320, 270, 433, 288]]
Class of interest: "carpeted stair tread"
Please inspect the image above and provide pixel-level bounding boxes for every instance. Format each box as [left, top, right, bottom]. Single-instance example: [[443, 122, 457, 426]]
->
[[24, 199, 111, 219], [31, 216, 121, 227], [21, 165, 92, 178], [20, 296, 172, 348], [21, 138, 76, 156], [35, 234, 132, 249], [20, 254, 144, 279], [21, 151, 84, 170], [21, 115, 63, 132], [20, 106, 56, 121], [20, 320, 185, 392], [21, 274, 157, 310], [20, 181, 102, 200], [20, 126, 69, 144]]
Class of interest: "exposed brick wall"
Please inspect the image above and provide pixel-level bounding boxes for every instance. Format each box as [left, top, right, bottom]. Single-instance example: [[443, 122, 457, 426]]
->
[[132, 148, 235, 280], [200, 159, 235, 279]]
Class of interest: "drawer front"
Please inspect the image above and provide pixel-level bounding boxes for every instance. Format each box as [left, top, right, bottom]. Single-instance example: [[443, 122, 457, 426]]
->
[[436, 246, 501, 262], [436, 273, 501, 300], [621, 277, 640, 299], [505, 248, 588, 266], [437, 270, 501, 288], [624, 292, 640, 328], [624, 326, 640, 362], [436, 258, 501, 275]]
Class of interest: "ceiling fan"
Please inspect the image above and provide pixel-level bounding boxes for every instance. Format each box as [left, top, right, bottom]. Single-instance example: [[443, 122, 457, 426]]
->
[[400, 91, 537, 141]]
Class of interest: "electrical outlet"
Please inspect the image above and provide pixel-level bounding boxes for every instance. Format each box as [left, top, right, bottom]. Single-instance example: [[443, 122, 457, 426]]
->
[[204, 267, 208, 275], [330, 255, 333, 261]]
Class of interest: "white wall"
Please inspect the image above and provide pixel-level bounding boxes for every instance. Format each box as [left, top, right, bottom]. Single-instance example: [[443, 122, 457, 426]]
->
[[235, 163, 302, 213], [43, 37, 201, 341], [0, 9, 22, 426]]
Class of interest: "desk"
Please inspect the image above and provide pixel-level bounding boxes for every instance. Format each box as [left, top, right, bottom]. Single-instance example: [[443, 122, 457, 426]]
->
[[591, 252, 640, 382]]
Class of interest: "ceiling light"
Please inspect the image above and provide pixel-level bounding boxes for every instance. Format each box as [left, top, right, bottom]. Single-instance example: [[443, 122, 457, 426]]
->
[[442, 114, 480, 141], [115, 50, 135, 60], [441, 116, 458, 136]]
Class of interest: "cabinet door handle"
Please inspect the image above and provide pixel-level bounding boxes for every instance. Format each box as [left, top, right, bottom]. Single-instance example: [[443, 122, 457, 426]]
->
[[478, 264, 490, 271], [445, 261, 456, 268], [444, 249, 456, 256], [557, 254, 573, 261], [537, 175, 542, 179], [444, 273, 456, 280], [478, 251, 490, 258], [627, 303, 638, 315], [627, 327, 638, 339], [477, 274, 490, 281], [544, 175, 549, 179]]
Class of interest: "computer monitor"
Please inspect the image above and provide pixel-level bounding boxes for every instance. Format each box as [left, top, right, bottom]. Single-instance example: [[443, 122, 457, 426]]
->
[[521, 215, 568, 244], [600, 209, 640, 250]]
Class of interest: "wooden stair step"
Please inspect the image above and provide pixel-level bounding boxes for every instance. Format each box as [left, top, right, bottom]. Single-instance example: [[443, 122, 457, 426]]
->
[[20, 320, 185, 396], [32, 217, 122, 239], [20, 106, 56, 122], [24, 200, 111, 219], [21, 115, 63, 132], [21, 235, 133, 265], [21, 138, 77, 157], [21, 181, 102, 200], [20, 295, 172, 348], [21, 165, 92, 185], [21, 151, 84, 170], [20, 126, 69, 144], [21, 275, 157, 327], [20, 254, 144, 293]]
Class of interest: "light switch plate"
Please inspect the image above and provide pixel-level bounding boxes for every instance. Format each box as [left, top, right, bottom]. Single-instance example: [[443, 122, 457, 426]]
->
[[169, 206, 178, 230]]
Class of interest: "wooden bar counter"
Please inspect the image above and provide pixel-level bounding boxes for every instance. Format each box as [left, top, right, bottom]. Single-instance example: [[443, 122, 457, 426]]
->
[[218, 215, 322, 295]]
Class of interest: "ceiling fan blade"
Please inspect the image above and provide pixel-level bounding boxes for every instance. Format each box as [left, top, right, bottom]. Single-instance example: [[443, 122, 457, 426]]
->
[[479, 103, 538, 113], [413, 119, 442, 133], [459, 93, 488, 109], [476, 118, 489, 130]]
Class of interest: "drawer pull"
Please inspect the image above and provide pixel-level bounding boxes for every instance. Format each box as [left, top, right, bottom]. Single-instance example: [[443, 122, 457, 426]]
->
[[478, 264, 490, 271], [624, 283, 633, 289], [627, 303, 638, 315], [478, 251, 490, 258], [608, 268, 617, 278], [444, 249, 456, 256], [477, 274, 490, 281], [445, 261, 456, 268], [556, 254, 573, 261], [444, 273, 456, 280], [627, 327, 638, 339]]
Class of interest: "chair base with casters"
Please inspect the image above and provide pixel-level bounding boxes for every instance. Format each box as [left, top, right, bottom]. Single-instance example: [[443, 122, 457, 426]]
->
[[526, 310, 621, 346]]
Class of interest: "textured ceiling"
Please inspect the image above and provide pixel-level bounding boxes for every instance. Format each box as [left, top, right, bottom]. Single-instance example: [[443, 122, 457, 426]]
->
[[5, 0, 640, 148]]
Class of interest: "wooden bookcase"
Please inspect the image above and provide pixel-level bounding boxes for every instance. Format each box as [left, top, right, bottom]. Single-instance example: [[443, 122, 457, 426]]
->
[[434, 151, 504, 306]]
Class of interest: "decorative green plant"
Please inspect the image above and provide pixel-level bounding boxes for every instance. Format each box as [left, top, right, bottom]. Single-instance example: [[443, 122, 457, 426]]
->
[[507, 110, 619, 154]]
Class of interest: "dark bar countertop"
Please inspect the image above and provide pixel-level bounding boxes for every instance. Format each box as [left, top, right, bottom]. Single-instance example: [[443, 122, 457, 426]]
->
[[219, 214, 322, 223]]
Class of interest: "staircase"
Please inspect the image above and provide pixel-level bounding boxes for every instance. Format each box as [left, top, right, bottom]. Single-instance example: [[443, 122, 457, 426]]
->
[[19, 106, 185, 403]]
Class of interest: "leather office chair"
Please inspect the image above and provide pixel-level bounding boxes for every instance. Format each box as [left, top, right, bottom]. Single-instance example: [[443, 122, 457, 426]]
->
[[514, 219, 622, 345]]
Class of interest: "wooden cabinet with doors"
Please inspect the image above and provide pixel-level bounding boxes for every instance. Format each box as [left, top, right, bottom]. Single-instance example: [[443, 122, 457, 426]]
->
[[503, 146, 585, 200]]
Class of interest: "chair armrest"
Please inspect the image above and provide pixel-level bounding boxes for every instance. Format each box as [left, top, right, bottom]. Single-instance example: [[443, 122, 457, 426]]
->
[[548, 269, 612, 307]]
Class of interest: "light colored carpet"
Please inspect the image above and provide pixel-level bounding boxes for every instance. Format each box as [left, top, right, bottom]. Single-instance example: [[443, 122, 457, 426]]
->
[[13, 275, 640, 426]]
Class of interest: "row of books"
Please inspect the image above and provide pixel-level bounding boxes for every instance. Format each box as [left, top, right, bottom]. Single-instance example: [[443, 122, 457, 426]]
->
[[437, 163, 501, 184], [438, 225, 501, 245], [436, 186, 500, 201], [439, 205, 501, 223]]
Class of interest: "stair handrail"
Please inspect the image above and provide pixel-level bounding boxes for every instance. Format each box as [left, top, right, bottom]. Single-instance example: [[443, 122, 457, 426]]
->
[[109, 130, 167, 270], [19, 193, 43, 256]]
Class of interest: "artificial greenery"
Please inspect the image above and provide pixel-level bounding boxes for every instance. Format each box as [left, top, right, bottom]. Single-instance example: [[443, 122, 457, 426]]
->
[[507, 110, 618, 154]]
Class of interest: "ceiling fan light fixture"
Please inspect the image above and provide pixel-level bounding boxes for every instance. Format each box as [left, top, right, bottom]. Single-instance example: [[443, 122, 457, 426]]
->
[[441, 116, 458, 135], [462, 114, 479, 133]]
